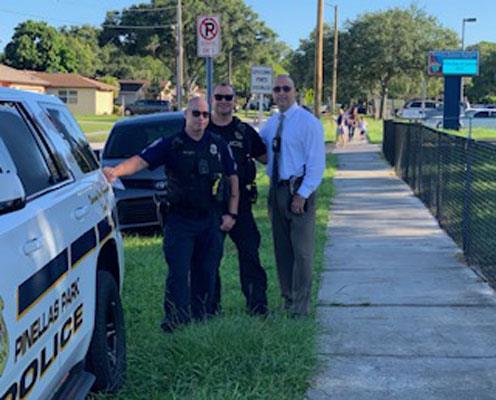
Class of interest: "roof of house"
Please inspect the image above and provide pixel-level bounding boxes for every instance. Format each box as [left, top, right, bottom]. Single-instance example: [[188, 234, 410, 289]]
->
[[0, 64, 49, 86], [30, 72, 116, 91]]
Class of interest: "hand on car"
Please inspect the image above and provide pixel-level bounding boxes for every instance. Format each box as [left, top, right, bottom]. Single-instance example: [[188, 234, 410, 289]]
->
[[220, 214, 236, 232], [291, 194, 306, 215], [103, 167, 117, 183]]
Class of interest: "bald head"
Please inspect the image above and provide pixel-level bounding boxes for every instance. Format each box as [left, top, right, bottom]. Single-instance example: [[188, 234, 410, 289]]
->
[[272, 74, 296, 113], [185, 96, 210, 139]]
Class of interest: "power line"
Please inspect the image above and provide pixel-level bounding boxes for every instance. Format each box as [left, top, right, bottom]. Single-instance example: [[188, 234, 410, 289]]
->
[[102, 25, 170, 30], [0, 8, 85, 25], [0, 8, 172, 29]]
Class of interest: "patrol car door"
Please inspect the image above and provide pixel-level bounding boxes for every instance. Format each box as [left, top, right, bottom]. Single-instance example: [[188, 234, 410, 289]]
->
[[36, 102, 107, 385], [0, 101, 98, 400]]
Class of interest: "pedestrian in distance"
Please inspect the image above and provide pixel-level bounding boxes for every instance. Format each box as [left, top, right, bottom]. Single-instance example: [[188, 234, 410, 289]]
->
[[103, 97, 239, 332], [260, 75, 325, 317], [335, 107, 347, 147], [208, 82, 269, 316]]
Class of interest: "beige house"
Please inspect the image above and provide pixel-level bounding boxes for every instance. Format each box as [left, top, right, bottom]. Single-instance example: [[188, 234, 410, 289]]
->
[[31, 72, 116, 115], [0, 64, 48, 93]]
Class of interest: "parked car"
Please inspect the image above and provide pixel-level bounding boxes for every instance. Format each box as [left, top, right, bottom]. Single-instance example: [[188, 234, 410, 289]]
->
[[101, 112, 185, 229], [424, 108, 496, 130], [124, 99, 171, 116], [396, 99, 439, 120], [0, 88, 126, 399]]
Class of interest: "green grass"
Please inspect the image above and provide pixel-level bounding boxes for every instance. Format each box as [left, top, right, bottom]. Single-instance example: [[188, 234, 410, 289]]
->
[[92, 156, 336, 400], [75, 114, 121, 140], [434, 127, 496, 141]]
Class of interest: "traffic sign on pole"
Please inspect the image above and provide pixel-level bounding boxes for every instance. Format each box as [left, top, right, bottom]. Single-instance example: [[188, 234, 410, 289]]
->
[[197, 15, 221, 58], [251, 65, 273, 94]]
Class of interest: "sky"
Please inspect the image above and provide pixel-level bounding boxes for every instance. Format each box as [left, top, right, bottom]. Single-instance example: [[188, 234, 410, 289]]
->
[[0, 0, 494, 52]]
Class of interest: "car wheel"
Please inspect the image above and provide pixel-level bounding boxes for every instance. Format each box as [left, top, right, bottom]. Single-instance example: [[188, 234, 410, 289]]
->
[[86, 271, 126, 393], [124, 109, 132, 116]]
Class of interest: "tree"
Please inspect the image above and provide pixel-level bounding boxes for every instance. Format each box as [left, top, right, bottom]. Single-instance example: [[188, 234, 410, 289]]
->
[[99, 0, 286, 97], [4, 20, 78, 72], [289, 6, 458, 117], [343, 6, 457, 117], [465, 41, 496, 103], [59, 25, 103, 77]]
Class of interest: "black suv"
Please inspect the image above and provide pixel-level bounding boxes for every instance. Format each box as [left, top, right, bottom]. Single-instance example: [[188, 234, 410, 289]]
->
[[124, 99, 171, 116], [101, 112, 185, 229]]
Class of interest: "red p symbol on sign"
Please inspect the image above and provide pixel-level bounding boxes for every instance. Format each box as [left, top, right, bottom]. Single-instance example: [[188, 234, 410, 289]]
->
[[200, 17, 218, 41]]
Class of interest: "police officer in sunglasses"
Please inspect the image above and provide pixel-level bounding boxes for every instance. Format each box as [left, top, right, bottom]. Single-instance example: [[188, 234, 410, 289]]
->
[[208, 83, 269, 316], [103, 97, 239, 332], [260, 75, 325, 317]]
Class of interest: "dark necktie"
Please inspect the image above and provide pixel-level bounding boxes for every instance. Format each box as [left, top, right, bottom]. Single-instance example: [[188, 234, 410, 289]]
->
[[271, 113, 285, 186]]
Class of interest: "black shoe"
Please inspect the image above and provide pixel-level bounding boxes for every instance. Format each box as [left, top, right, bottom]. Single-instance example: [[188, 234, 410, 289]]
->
[[160, 319, 176, 334], [249, 305, 269, 318]]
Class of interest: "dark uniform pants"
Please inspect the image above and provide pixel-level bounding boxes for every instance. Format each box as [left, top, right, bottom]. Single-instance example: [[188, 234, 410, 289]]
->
[[215, 203, 268, 315], [162, 212, 224, 327]]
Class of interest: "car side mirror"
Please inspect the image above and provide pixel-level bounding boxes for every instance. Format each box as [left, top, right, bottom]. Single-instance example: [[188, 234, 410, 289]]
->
[[0, 137, 26, 215], [0, 172, 26, 215]]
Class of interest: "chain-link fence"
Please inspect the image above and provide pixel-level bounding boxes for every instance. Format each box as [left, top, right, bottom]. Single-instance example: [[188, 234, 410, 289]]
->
[[383, 120, 496, 284]]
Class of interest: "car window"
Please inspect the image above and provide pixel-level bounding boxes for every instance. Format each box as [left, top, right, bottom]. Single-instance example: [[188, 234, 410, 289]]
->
[[40, 103, 99, 173], [474, 111, 489, 118], [425, 103, 436, 108], [104, 119, 184, 158], [0, 105, 57, 196], [410, 102, 421, 108]]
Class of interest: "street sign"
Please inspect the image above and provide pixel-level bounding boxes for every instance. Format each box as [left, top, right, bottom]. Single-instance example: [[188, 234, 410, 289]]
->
[[197, 15, 221, 58], [251, 65, 273, 94], [427, 51, 479, 77]]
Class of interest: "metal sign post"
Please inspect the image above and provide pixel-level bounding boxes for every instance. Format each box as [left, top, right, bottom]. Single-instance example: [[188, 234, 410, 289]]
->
[[250, 65, 273, 128], [197, 15, 221, 111]]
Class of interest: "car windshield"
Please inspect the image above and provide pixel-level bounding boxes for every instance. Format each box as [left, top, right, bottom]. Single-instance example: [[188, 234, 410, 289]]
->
[[104, 119, 184, 158]]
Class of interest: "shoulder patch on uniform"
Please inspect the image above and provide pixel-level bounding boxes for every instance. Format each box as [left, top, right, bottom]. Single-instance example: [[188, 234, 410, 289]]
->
[[210, 143, 218, 155]]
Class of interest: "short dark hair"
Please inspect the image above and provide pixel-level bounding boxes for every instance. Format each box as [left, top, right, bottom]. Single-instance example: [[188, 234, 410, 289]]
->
[[213, 82, 236, 96]]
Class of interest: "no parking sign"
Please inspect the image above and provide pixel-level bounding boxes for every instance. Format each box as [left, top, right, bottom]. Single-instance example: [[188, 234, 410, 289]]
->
[[197, 15, 221, 58]]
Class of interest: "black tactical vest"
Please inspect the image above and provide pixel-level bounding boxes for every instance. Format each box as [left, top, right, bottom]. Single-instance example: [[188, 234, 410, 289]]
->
[[165, 131, 225, 217], [213, 118, 256, 188]]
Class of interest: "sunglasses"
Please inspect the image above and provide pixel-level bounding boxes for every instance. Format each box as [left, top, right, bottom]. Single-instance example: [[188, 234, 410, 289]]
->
[[191, 110, 210, 118], [214, 94, 234, 101], [273, 85, 292, 93]]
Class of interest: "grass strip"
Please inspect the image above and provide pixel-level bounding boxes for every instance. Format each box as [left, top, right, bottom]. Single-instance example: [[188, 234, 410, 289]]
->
[[92, 155, 335, 400]]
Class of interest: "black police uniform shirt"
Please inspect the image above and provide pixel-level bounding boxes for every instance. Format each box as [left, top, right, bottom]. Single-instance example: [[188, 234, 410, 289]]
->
[[208, 117, 265, 197], [140, 129, 236, 213]]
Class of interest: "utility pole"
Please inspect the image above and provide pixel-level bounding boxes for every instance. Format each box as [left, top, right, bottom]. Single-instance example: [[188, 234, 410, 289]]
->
[[176, 0, 184, 110], [228, 50, 232, 85], [331, 5, 338, 115], [314, 0, 324, 117]]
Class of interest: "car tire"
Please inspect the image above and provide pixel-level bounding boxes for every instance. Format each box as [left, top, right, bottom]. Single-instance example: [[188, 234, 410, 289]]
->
[[86, 271, 126, 393], [124, 109, 132, 116]]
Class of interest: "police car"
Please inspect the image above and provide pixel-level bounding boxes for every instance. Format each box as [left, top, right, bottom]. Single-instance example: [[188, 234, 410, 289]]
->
[[0, 88, 126, 399]]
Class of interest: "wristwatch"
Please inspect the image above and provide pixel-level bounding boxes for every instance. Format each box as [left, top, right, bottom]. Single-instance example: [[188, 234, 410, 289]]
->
[[227, 212, 238, 220]]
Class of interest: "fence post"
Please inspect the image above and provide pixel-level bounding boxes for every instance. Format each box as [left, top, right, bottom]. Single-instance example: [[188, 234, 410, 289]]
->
[[417, 125, 423, 196], [462, 137, 473, 262], [436, 132, 442, 222]]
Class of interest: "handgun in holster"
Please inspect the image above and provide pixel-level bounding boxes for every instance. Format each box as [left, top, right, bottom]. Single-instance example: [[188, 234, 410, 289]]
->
[[153, 192, 171, 228]]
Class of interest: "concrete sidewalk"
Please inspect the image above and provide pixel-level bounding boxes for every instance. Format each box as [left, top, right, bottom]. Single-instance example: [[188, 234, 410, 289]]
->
[[307, 142, 496, 399]]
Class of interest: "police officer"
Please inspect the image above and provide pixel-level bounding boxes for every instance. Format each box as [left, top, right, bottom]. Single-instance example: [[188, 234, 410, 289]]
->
[[208, 83, 268, 316], [103, 97, 239, 331]]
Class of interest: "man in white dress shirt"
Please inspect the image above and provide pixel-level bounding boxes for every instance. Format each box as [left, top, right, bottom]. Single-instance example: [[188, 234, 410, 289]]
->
[[260, 75, 325, 317]]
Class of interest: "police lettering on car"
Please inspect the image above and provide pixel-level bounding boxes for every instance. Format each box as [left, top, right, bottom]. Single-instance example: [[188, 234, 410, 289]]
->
[[103, 97, 239, 332], [208, 83, 269, 316]]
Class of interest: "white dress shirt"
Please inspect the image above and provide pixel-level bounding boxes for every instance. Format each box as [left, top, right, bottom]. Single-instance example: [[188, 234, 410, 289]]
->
[[260, 102, 325, 199]]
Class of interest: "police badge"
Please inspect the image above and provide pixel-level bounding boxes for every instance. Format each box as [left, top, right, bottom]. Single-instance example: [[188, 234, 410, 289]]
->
[[0, 297, 8, 377], [234, 130, 243, 140], [210, 143, 218, 155]]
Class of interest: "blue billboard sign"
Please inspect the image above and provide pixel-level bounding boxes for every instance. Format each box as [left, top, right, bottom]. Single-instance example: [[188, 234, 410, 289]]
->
[[427, 51, 479, 77]]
